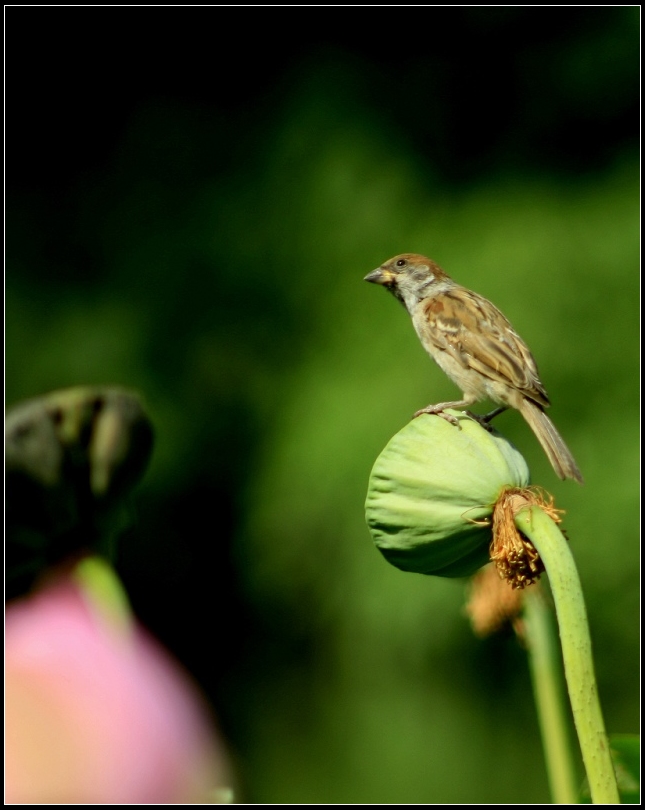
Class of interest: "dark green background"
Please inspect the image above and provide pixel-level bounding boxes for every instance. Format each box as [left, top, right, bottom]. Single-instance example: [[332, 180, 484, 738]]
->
[[6, 8, 639, 803]]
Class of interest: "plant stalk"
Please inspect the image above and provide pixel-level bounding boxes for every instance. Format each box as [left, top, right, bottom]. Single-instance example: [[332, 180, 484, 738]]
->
[[522, 585, 579, 803], [515, 505, 619, 804]]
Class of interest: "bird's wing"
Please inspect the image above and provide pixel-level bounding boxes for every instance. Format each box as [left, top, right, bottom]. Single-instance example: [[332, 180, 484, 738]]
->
[[421, 287, 550, 407]]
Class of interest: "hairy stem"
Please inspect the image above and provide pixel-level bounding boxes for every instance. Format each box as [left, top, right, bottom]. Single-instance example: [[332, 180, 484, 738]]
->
[[515, 505, 619, 804]]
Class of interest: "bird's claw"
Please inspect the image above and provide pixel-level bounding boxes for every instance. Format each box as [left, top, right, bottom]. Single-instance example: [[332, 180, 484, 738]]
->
[[462, 410, 495, 432], [413, 407, 462, 429]]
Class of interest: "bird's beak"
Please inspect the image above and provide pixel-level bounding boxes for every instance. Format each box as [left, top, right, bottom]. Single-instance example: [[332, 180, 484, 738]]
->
[[364, 267, 392, 285]]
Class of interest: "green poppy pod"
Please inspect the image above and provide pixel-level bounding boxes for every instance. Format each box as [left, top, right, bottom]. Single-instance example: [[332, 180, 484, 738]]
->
[[365, 411, 530, 577]]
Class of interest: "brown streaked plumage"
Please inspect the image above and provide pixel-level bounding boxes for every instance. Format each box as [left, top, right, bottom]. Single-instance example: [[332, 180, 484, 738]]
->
[[365, 252, 583, 484]]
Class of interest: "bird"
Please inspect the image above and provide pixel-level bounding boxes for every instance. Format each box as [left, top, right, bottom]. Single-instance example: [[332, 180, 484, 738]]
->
[[365, 252, 583, 484]]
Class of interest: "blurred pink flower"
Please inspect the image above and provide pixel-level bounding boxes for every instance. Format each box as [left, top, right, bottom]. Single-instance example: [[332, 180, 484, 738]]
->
[[5, 566, 231, 803]]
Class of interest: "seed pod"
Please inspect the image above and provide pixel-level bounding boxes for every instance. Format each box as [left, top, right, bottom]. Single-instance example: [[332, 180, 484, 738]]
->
[[365, 411, 530, 577], [5, 387, 154, 600]]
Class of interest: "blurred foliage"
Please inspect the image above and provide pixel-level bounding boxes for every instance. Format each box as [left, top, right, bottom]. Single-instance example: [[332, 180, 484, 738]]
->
[[6, 8, 639, 804]]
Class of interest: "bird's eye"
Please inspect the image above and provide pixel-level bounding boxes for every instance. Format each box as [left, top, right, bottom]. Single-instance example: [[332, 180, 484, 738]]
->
[[396, 258, 406, 267]]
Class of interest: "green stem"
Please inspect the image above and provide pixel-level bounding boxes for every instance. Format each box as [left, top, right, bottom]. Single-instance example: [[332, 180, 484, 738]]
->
[[515, 505, 619, 804], [522, 586, 579, 804], [73, 555, 133, 637]]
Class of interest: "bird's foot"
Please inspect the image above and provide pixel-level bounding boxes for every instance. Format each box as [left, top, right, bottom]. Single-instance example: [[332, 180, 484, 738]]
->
[[462, 410, 494, 432], [413, 402, 472, 429], [456, 406, 508, 432]]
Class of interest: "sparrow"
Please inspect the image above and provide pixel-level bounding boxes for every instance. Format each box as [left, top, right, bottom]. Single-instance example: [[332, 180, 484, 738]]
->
[[365, 253, 583, 484]]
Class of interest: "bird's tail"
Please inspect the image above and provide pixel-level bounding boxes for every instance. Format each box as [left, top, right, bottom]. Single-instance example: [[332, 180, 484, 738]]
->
[[519, 399, 584, 484]]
